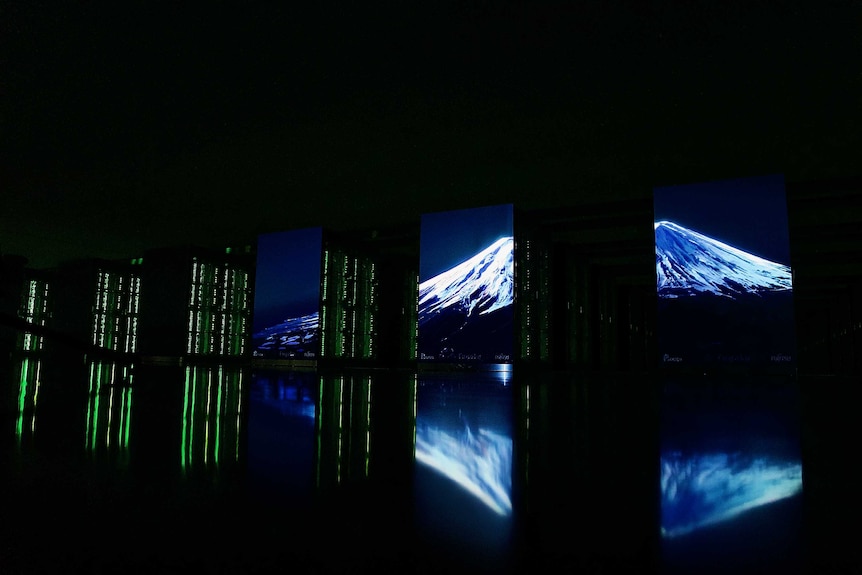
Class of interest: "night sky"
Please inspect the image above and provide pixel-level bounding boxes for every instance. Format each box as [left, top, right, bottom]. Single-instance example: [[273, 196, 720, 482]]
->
[[420, 203, 513, 281], [653, 174, 792, 264], [3, 2, 861, 269], [252, 227, 323, 332]]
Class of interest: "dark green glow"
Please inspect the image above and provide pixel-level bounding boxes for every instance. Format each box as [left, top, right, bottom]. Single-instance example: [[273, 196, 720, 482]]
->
[[316, 375, 323, 488], [181, 366, 191, 469], [215, 368, 223, 466], [337, 376, 344, 484], [190, 368, 198, 465], [16, 358, 30, 441], [365, 377, 372, 477], [122, 387, 132, 448], [91, 367, 102, 452], [204, 373, 212, 465], [235, 376, 242, 461], [85, 362, 95, 448], [106, 385, 115, 449]]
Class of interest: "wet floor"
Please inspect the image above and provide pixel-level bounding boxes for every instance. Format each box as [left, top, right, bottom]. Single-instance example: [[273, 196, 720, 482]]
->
[[0, 352, 857, 574]]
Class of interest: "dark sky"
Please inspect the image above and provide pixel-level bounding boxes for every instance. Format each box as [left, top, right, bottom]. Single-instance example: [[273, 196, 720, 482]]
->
[[653, 174, 792, 264], [253, 227, 322, 331], [3, 2, 861, 269], [420, 203, 513, 281]]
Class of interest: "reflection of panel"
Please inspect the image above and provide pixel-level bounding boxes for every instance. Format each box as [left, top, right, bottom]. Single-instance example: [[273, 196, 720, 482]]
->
[[85, 360, 134, 458], [15, 357, 42, 446], [661, 451, 802, 538], [659, 382, 804, 574], [413, 373, 515, 571], [419, 204, 515, 364], [415, 375, 514, 516], [247, 370, 317, 504], [315, 373, 372, 489], [180, 365, 245, 471], [653, 175, 796, 372]]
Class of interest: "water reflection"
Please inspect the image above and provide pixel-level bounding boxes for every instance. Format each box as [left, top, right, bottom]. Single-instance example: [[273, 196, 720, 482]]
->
[[247, 369, 317, 503], [660, 450, 802, 538], [659, 380, 804, 573], [415, 373, 513, 517], [180, 364, 244, 471], [4, 349, 815, 573], [85, 359, 134, 459], [14, 356, 42, 446], [413, 371, 515, 571], [316, 372, 373, 489]]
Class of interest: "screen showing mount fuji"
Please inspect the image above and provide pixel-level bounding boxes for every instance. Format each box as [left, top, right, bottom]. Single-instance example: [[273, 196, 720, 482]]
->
[[653, 175, 796, 370], [419, 204, 514, 364], [252, 228, 322, 360]]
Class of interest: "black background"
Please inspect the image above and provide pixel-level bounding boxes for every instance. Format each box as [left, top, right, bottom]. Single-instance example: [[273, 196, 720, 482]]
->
[[3, 2, 861, 268]]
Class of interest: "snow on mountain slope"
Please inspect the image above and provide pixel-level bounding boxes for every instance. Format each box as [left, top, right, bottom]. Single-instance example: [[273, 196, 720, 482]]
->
[[418, 237, 514, 323], [253, 312, 319, 350], [655, 221, 792, 299]]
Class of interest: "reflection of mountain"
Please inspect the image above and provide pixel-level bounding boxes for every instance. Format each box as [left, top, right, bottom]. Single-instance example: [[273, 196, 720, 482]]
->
[[252, 312, 319, 356], [415, 422, 513, 516], [655, 221, 792, 300], [660, 451, 802, 538], [418, 237, 514, 361]]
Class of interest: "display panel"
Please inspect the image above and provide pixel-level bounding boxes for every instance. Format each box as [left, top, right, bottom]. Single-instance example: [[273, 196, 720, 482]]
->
[[418, 204, 514, 364], [252, 228, 323, 360], [659, 382, 804, 573], [653, 175, 796, 371]]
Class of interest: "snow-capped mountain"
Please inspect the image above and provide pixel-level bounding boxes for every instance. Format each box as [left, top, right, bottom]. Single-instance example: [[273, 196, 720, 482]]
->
[[253, 312, 319, 352], [418, 236, 514, 324], [655, 221, 792, 299]]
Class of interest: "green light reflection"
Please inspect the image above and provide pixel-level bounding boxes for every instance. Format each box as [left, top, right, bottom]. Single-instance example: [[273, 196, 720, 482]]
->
[[85, 360, 134, 457], [180, 364, 245, 473]]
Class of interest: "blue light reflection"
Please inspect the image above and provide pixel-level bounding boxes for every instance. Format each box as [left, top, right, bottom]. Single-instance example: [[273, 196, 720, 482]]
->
[[660, 451, 802, 538]]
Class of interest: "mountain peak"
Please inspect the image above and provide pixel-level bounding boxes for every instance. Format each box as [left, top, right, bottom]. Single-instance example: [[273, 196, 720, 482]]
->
[[655, 221, 792, 299], [419, 237, 514, 322]]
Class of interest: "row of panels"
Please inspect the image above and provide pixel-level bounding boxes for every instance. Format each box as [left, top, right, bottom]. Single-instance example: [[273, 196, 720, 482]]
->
[[253, 174, 797, 375], [4, 173, 799, 376]]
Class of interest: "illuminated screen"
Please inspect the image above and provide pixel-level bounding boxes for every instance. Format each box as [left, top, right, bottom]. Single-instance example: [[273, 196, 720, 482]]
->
[[418, 204, 514, 364], [660, 383, 803, 573], [252, 228, 323, 359], [247, 370, 317, 506], [653, 175, 796, 370]]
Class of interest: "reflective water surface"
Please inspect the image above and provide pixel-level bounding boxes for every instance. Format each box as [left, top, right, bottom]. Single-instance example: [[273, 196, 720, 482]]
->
[[0, 353, 835, 574]]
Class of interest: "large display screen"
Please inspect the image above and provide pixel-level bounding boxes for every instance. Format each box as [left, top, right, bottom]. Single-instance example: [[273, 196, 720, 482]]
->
[[252, 228, 323, 360], [660, 382, 804, 573], [653, 175, 796, 370], [418, 204, 514, 364]]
